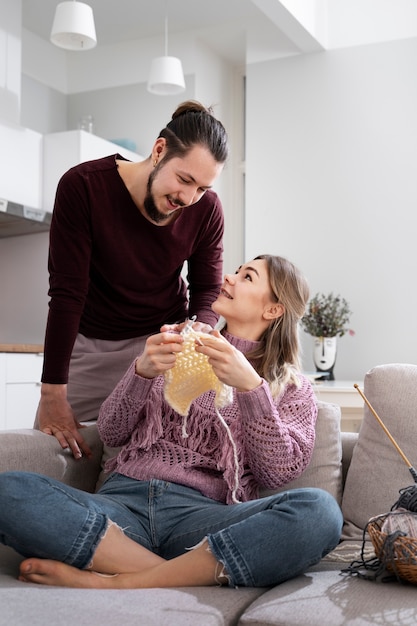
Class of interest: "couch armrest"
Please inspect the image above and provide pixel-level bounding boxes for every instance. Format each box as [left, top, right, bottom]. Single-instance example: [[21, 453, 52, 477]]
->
[[0, 425, 103, 493]]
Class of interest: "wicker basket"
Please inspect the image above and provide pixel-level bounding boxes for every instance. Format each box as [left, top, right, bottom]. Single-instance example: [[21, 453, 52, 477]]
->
[[368, 513, 417, 584]]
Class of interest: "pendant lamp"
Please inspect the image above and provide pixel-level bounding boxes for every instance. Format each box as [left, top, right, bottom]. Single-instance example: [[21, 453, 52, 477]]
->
[[50, 1, 97, 51], [147, 9, 185, 95]]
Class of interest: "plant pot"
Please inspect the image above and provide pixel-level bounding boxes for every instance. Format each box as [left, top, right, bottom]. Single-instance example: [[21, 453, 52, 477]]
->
[[313, 336, 337, 380]]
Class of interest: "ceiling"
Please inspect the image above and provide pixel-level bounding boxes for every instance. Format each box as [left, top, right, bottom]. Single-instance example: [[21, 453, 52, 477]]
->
[[21, 0, 301, 65]]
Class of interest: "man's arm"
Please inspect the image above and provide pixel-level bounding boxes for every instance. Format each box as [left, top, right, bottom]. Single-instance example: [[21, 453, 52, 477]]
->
[[39, 167, 92, 457]]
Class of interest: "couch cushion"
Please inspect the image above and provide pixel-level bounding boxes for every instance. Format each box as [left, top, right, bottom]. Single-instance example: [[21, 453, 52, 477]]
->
[[261, 400, 343, 504], [0, 542, 264, 626], [342, 363, 417, 540], [0, 426, 102, 493], [0, 586, 264, 626], [238, 560, 417, 626]]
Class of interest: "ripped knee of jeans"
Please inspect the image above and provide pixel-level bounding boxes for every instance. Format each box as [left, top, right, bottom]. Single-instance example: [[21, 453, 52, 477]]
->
[[187, 536, 230, 586], [86, 518, 125, 571]]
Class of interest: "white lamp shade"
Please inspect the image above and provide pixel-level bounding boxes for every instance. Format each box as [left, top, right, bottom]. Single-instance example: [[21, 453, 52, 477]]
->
[[51, 1, 97, 51], [147, 56, 186, 95]]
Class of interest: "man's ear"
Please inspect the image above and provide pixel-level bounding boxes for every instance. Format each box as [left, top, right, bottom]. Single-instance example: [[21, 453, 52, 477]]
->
[[263, 303, 285, 321], [152, 137, 167, 162]]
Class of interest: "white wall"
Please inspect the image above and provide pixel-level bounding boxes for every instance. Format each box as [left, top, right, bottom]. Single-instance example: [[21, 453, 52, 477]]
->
[[194, 41, 245, 271], [0, 232, 49, 343], [67, 79, 195, 156], [245, 37, 417, 380], [21, 74, 67, 135], [326, 0, 417, 49]]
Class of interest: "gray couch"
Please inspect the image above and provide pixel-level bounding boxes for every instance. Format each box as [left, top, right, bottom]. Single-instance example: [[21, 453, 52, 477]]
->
[[1, 363, 417, 626]]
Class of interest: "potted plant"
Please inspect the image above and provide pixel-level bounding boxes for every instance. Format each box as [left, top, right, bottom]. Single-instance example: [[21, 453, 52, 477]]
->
[[301, 293, 354, 380]]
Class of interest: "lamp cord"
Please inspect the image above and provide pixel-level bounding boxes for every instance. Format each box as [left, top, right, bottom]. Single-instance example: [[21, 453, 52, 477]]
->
[[164, 1, 169, 56]]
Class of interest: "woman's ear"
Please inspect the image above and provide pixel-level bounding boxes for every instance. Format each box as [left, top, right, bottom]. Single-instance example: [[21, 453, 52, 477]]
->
[[263, 303, 285, 321]]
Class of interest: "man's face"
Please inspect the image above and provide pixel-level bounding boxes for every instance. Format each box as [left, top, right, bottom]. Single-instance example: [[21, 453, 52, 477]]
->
[[143, 145, 223, 225]]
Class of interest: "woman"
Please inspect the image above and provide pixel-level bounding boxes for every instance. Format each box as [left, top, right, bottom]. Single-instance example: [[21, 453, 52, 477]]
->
[[0, 255, 342, 589]]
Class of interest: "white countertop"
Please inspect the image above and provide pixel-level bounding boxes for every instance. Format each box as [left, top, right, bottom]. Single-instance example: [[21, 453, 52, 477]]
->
[[312, 380, 360, 392], [312, 379, 364, 408]]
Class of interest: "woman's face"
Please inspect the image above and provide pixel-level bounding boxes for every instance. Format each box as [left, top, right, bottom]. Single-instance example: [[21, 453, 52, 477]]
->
[[213, 258, 278, 334]]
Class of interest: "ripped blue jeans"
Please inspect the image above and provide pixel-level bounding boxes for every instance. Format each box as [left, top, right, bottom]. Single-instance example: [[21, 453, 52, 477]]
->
[[0, 471, 343, 587]]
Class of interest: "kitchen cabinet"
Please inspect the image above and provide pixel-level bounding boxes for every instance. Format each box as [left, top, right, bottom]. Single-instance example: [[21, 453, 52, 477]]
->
[[0, 127, 143, 237], [0, 349, 43, 430], [43, 130, 143, 212], [0, 123, 43, 209]]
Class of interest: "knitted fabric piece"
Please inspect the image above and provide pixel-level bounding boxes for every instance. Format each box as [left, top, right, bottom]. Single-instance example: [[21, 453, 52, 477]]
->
[[164, 327, 233, 418], [164, 325, 237, 500]]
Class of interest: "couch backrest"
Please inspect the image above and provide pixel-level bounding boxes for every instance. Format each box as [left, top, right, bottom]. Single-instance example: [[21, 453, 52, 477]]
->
[[342, 363, 417, 540], [0, 402, 348, 506]]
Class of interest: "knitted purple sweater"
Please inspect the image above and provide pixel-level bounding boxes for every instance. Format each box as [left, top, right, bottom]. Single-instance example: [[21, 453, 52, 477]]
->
[[98, 332, 318, 504]]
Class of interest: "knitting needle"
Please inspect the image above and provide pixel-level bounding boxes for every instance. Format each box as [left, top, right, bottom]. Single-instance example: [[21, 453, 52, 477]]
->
[[183, 315, 197, 333], [182, 315, 204, 345], [354, 384, 417, 482]]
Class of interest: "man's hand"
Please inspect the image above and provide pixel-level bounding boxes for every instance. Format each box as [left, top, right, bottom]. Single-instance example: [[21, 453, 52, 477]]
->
[[35, 384, 93, 459]]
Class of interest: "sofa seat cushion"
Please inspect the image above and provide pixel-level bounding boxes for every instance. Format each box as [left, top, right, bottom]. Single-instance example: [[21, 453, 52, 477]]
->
[[342, 363, 417, 540], [238, 558, 417, 625], [261, 400, 343, 504], [0, 586, 265, 626], [0, 542, 264, 626]]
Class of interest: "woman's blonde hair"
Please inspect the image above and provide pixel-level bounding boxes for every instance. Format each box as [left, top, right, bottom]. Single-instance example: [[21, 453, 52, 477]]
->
[[247, 254, 310, 398]]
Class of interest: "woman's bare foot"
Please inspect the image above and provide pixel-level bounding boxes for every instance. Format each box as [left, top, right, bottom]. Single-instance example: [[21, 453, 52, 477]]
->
[[18, 541, 227, 589], [19, 559, 117, 589]]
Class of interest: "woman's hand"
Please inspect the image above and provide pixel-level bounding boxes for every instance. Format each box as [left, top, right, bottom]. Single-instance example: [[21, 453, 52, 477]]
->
[[135, 331, 184, 379], [195, 330, 263, 392]]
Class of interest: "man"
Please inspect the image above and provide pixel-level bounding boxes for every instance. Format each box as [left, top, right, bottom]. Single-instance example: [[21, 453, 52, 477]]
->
[[36, 100, 229, 459]]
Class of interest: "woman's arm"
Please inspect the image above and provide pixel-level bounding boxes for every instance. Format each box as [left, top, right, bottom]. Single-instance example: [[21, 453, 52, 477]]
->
[[237, 376, 317, 489], [97, 330, 184, 446], [97, 361, 154, 447], [195, 332, 317, 489]]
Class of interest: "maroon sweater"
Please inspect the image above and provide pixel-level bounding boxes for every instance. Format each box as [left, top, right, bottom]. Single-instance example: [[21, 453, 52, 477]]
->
[[42, 155, 224, 384]]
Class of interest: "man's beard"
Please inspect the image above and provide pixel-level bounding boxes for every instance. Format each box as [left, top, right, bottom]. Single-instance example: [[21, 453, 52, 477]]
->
[[143, 170, 168, 224], [143, 195, 168, 224], [143, 167, 182, 224]]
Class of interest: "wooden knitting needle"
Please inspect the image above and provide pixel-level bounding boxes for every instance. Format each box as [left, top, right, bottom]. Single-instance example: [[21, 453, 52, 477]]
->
[[354, 384, 417, 482]]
